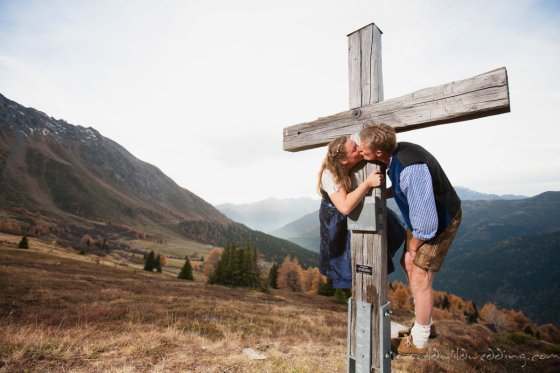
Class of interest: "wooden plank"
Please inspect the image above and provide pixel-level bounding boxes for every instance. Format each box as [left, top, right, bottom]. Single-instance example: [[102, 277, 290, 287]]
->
[[360, 25, 373, 107], [283, 67, 509, 152], [347, 23, 386, 372], [348, 30, 362, 109], [372, 26, 383, 103]]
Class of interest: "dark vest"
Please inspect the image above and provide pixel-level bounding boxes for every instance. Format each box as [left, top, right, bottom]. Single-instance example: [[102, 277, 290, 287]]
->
[[388, 142, 461, 235]]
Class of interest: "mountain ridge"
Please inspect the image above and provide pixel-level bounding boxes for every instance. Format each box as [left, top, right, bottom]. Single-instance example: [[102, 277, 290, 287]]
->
[[0, 93, 317, 267], [215, 196, 319, 233], [217, 187, 560, 327]]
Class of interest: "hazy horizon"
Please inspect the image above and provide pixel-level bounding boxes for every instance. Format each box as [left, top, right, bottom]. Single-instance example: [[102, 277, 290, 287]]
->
[[2, 0, 559, 204]]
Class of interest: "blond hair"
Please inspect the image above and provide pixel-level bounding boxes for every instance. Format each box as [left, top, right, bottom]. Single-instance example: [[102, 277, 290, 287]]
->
[[359, 122, 397, 153], [317, 136, 352, 195]]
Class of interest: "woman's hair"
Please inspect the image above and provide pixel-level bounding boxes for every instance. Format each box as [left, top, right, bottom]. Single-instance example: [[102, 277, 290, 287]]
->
[[317, 136, 352, 195], [359, 122, 397, 153]]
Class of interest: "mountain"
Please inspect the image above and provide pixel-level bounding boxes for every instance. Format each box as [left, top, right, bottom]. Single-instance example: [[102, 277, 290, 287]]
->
[[270, 210, 320, 252], [0, 93, 225, 227], [262, 187, 527, 252], [215, 197, 319, 233], [390, 192, 560, 327], [0, 93, 317, 267], [438, 229, 560, 327], [261, 187, 560, 326], [454, 186, 526, 201]]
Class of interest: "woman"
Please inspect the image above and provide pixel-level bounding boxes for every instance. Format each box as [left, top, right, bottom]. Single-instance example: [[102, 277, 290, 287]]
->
[[318, 135, 404, 288]]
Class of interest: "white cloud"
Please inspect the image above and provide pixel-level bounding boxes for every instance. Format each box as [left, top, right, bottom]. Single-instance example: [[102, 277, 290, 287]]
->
[[1, 0, 559, 204]]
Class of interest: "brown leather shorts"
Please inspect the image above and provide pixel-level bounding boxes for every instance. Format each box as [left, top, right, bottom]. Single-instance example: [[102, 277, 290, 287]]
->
[[410, 209, 462, 272]]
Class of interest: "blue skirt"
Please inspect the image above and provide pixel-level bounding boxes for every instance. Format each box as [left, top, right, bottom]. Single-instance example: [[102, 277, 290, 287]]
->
[[319, 199, 405, 288]]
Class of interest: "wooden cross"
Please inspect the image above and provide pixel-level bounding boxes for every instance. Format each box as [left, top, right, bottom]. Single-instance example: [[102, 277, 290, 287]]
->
[[282, 23, 510, 373]]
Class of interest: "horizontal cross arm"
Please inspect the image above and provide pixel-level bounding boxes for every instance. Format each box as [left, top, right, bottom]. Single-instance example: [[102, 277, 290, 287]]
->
[[283, 67, 510, 152]]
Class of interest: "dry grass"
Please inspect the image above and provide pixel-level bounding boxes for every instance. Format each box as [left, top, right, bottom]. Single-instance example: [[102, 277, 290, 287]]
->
[[0, 238, 347, 372], [1, 234, 559, 372]]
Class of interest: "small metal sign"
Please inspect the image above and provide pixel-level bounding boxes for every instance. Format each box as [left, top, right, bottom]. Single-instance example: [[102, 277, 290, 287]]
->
[[347, 195, 379, 232], [356, 264, 373, 275]]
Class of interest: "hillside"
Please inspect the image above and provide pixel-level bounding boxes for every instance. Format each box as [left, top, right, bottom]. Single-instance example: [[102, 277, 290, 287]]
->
[[451, 192, 560, 256], [269, 187, 528, 252], [215, 197, 319, 233], [178, 220, 318, 267], [0, 93, 316, 267], [1, 236, 559, 372], [439, 229, 560, 327], [0, 93, 226, 229], [264, 191, 560, 327], [270, 210, 319, 251]]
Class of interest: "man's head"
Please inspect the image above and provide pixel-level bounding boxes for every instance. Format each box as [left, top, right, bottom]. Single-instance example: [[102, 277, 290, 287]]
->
[[359, 123, 397, 165]]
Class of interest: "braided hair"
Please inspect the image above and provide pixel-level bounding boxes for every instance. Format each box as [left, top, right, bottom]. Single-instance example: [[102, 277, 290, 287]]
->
[[317, 136, 352, 195]]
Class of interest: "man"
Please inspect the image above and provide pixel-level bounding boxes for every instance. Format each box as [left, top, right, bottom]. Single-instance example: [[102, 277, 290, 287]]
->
[[358, 123, 462, 355]]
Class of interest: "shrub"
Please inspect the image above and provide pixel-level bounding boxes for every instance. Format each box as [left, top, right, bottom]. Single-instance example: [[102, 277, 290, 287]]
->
[[508, 332, 534, 345], [544, 344, 560, 355], [333, 288, 350, 304], [317, 278, 335, 296], [523, 324, 534, 336], [18, 236, 29, 249]]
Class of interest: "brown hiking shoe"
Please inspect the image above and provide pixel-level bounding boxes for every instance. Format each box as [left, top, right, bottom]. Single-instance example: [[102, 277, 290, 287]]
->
[[397, 319, 437, 338], [394, 335, 427, 356], [397, 318, 415, 337]]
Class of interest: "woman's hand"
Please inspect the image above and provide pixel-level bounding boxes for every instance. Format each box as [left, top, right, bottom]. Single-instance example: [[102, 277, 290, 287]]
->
[[366, 170, 384, 188]]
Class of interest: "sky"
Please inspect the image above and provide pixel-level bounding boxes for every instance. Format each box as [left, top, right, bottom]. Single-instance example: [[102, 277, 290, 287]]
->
[[1, 0, 559, 205]]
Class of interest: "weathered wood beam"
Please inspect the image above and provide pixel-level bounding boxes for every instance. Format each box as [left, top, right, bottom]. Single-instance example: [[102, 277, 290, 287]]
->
[[346, 24, 387, 371], [283, 67, 510, 152]]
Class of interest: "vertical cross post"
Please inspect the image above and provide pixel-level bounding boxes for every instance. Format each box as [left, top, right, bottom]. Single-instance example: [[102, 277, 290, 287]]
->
[[347, 24, 390, 373]]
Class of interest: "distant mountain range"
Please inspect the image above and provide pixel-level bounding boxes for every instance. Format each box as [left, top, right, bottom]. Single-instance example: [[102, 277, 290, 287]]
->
[[215, 197, 319, 233], [247, 187, 526, 253], [217, 186, 560, 327], [436, 191, 560, 326], [0, 93, 317, 267]]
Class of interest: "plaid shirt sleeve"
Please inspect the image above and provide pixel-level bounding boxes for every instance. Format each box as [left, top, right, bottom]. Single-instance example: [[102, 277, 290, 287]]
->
[[400, 164, 438, 241]]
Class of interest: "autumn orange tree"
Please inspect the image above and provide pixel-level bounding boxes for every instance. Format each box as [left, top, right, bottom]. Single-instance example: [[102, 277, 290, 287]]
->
[[203, 247, 223, 277], [277, 256, 303, 292]]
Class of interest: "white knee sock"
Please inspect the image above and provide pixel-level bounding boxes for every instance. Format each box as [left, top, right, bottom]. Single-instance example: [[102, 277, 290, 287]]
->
[[411, 321, 431, 348]]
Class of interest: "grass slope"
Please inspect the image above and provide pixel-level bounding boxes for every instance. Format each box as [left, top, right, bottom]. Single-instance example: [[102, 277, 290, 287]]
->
[[1, 234, 558, 372]]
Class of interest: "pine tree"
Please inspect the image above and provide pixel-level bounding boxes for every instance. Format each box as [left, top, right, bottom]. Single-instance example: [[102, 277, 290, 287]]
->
[[18, 236, 29, 249], [464, 301, 480, 324], [268, 263, 279, 289], [442, 294, 451, 310], [155, 254, 162, 273], [144, 250, 156, 271], [208, 243, 261, 288], [178, 258, 194, 280], [209, 243, 234, 285], [242, 244, 260, 287]]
